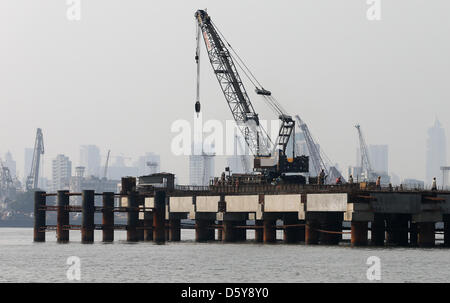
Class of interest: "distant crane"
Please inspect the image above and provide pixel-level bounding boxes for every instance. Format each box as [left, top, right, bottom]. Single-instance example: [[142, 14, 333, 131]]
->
[[26, 128, 44, 191], [295, 115, 327, 176], [355, 124, 374, 180], [103, 150, 110, 180]]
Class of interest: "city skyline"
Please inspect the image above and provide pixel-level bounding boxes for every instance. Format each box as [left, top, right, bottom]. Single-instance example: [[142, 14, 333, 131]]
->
[[1, 1, 449, 184]]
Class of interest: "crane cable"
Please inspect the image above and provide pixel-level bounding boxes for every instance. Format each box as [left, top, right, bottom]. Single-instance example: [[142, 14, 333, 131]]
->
[[211, 21, 288, 118]]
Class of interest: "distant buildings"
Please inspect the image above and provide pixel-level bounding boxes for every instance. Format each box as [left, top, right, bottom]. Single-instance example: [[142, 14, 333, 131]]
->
[[189, 143, 215, 186], [80, 145, 101, 177], [52, 154, 72, 191], [368, 145, 388, 175], [135, 152, 161, 176], [4, 152, 16, 178], [426, 119, 447, 185], [403, 179, 425, 190]]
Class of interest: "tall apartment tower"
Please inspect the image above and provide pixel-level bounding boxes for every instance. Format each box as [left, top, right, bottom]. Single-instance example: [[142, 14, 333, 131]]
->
[[189, 142, 215, 186], [80, 145, 101, 177], [426, 119, 447, 185], [52, 154, 72, 191]]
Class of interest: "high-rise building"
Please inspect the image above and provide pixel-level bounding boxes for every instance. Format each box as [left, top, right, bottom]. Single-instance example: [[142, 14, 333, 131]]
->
[[189, 143, 215, 186], [80, 145, 101, 177], [4, 151, 16, 178], [52, 154, 72, 191], [369, 145, 388, 174], [135, 152, 161, 176], [426, 119, 447, 185]]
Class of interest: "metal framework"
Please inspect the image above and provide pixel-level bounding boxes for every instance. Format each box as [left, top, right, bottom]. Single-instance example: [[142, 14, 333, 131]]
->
[[26, 128, 44, 190], [295, 115, 327, 176], [195, 10, 272, 156], [355, 124, 373, 175]]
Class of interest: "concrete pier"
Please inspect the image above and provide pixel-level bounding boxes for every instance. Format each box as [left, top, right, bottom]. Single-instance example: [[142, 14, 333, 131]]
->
[[169, 219, 181, 241], [222, 220, 236, 242], [263, 219, 276, 243], [410, 222, 418, 246], [386, 214, 409, 246], [351, 221, 368, 246], [320, 213, 342, 245], [56, 190, 69, 243], [153, 191, 166, 243], [254, 220, 263, 242], [127, 192, 139, 242], [81, 190, 95, 243], [33, 191, 46, 242], [417, 222, 435, 247], [195, 219, 209, 242], [370, 214, 385, 246], [305, 220, 319, 245], [143, 211, 153, 241], [444, 215, 450, 247], [102, 192, 114, 242]]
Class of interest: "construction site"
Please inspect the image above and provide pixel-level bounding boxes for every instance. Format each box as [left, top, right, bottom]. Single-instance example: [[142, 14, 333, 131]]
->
[[28, 10, 450, 249]]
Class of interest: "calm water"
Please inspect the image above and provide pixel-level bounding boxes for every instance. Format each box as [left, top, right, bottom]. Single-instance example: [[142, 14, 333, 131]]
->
[[0, 228, 449, 283]]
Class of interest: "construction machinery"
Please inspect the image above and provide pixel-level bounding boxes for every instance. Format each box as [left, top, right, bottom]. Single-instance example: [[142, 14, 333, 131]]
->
[[103, 150, 111, 180], [296, 115, 345, 184], [355, 124, 376, 181], [194, 9, 308, 183], [26, 128, 44, 191]]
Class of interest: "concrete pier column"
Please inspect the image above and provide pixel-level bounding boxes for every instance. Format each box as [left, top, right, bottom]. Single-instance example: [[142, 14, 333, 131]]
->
[[235, 220, 247, 242], [81, 190, 95, 243], [56, 190, 69, 243], [319, 213, 342, 245], [305, 220, 319, 245], [153, 191, 166, 243], [418, 222, 435, 247], [217, 221, 223, 241], [386, 214, 409, 246], [169, 218, 181, 241], [351, 221, 368, 246], [263, 219, 276, 243], [298, 220, 306, 242], [254, 220, 263, 242], [208, 220, 216, 241], [283, 217, 300, 243], [196, 219, 209, 242], [127, 193, 139, 242], [143, 211, 153, 241], [410, 222, 418, 246], [370, 214, 385, 246], [102, 192, 114, 242], [33, 191, 46, 242], [444, 215, 450, 248], [222, 221, 236, 242]]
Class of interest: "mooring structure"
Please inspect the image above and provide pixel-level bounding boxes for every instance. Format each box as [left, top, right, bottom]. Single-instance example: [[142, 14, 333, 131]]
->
[[34, 176, 450, 248]]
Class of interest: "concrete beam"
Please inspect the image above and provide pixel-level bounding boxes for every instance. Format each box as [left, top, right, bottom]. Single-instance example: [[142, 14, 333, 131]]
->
[[371, 193, 421, 214], [306, 193, 347, 212], [225, 195, 259, 212]]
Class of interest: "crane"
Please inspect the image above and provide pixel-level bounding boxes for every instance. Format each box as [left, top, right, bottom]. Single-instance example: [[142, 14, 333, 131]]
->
[[355, 124, 374, 181], [103, 150, 110, 180], [295, 115, 327, 176], [26, 128, 44, 191], [235, 134, 251, 174], [194, 9, 308, 182]]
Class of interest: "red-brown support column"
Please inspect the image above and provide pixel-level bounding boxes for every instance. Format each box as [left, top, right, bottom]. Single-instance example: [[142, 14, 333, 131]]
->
[[410, 222, 418, 246], [263, 219, 276, 243], [169, 218, 181, 241], [143, 211, 153, 241], [444, 215, 450, 248], [254, 220, 263, 242], [305, 220, 319, 245], [283, 217, 299, 243], [153, 191, 166, 243], [196, 219, 209, 242], [127, 192, 139, 242], [222, 221, 236, 242], [351, 221, 368, 246], [371, 214, 385, 246], [57, 190, 69, 243], [217, 221, 223, 241], [102, 192, 114, 242], [33, 191, 46, 242], [298, 220, 306, 242], [81, 190, 95, 243], [418, 222, 435, 247]]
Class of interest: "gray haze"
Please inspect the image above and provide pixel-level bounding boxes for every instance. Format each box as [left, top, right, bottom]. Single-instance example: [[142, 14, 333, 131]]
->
[[0, 0, 449, 184]]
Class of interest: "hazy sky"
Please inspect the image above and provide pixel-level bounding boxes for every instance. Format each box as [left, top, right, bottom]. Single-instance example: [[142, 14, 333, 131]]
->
[[0, 0, 449, 184]]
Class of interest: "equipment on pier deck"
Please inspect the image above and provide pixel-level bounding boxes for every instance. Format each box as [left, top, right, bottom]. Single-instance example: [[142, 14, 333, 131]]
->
[[194, 9, 308, 183]]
